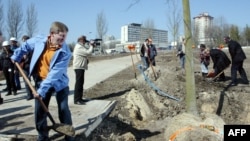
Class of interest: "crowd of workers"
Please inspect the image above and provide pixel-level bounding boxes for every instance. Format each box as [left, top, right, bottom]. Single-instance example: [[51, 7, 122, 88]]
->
[[0, 21, 249, 141], [177, 36, 249, 86]]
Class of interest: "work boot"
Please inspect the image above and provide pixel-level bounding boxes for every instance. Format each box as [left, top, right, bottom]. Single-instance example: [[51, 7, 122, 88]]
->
[[0, 93, 3, 104], [230, 81, 237, 86], [2, 87, 7, 91], [217, 78, 226, 82], [5, 92, 12, 96], [16, 86, 21, 90], [204, 73, 208, 77], [0, 97, 3, 104], [81, 98, 91, 102], [242, 80, 249, 85], [202, 73, 207, 81], [13, 91, 17, 96]]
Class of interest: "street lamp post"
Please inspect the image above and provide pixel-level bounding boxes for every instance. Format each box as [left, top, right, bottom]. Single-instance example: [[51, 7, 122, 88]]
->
[[88, 32, 92, 39]]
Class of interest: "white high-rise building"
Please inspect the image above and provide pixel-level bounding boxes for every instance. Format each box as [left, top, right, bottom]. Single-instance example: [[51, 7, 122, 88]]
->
[[193, 13, 213, 45], [117, 23, 168, 52]]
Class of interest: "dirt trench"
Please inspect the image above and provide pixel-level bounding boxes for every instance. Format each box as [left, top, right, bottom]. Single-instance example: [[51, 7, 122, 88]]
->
[[81, 50, 250, 141]]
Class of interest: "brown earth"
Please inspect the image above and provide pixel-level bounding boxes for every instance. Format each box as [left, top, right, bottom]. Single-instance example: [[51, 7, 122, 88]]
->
[[10, 49, 250, 141], [80, 48, 250, 141]]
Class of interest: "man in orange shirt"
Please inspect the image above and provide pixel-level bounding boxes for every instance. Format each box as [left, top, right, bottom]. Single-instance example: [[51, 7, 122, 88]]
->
[[11, 21, 74, 141]]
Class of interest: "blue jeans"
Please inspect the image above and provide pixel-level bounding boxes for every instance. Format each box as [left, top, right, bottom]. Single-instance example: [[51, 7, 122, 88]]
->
[[180, 55, 185, 69], [23, 69, 33, 99], [35, 80, 73, 141], [15, 72, 21, 89], [141, 56, 149, 70], [200, 62, 208, 73]]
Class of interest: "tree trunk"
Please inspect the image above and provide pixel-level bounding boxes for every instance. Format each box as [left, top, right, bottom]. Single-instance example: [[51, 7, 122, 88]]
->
[[182, 0, 198, 115]]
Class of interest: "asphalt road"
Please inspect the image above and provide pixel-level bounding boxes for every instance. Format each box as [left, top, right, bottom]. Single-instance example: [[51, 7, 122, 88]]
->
[[0, 54, 140, 140]]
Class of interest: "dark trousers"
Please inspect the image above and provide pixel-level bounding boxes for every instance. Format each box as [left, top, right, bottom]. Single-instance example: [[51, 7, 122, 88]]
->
[[3, 67, 17, 93], [34, 80, 73, 141], [74, 69, 85, 102], [23, 69, 33, 99], [179, 55, 185, 69], [231, 61, 249, 83], [214, 67, 225, 79], [150, 57, 156, 66], [141, 56, 149, 70], [14, 71, 21, 89]]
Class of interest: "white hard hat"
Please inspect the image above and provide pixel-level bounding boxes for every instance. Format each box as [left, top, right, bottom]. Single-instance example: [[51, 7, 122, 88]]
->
[[2, 41, 10, 46], [10, 37, 17, 42]]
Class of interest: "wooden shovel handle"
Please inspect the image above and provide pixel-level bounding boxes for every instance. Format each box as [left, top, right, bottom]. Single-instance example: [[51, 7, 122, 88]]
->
[[15, 62, 50, 114], [129, 50, 137, 79], [147, 57, 157, 80]]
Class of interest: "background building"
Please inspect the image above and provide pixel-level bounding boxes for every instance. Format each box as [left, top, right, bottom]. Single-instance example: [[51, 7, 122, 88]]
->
[[116, 23, 168, 52], [193, 12, 214, 45]]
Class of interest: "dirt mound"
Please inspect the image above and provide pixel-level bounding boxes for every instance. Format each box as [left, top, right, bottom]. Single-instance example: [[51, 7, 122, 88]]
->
[[84, 50, 250, 141], [165, 113, 224, 141]]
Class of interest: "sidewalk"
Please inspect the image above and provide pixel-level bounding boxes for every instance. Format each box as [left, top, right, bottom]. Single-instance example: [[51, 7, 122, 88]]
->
[[0, 54, 140, 140]]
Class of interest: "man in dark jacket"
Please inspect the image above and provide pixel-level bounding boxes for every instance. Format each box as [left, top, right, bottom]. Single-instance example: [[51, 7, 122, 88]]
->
[[21, 35, 34, 100], [140, 38, 157, 71], [140, 39, 150, 70], [148, 38, 157, 66], [209, 48, 231, 81], [224, 36, 249, 85], [0, 41, 17, 95], [0, 31, 3, 104]]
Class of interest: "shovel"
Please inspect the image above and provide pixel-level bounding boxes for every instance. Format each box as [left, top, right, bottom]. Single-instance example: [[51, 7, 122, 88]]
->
[[128, 45, 137, 79], [15, 62, 75, 137], [211, 70, 225, 81], [207, 67, 228, 82], [147, 57, 157, 81]]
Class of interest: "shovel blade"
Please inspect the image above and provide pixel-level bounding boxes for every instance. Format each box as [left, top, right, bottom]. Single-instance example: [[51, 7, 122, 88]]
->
[[52, 123, 75, 137]]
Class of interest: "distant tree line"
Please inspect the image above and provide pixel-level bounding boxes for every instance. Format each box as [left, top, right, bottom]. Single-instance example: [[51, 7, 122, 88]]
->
[[193, 16, 250, 47], [0, 0, 38, 41], [164, 0, 250, 47]]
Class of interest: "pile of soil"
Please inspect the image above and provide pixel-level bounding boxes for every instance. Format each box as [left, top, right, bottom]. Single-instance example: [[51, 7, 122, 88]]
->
[[82, 49, 250, 141]]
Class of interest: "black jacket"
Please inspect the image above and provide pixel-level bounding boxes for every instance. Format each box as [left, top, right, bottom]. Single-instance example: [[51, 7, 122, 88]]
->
[[23, 52, 33, 72], [148, 44, 157, 59], [140, 44, 147, 57], [210, 49, 231, 72], [227, 40, 246, 63], [0, 50, 15, 71]]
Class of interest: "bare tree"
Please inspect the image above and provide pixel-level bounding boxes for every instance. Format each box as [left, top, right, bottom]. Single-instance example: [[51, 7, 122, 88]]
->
[[192, 22, 200, 46], [243, 25, 250, 46], [96, 10, 108, 53], [205, 25, 220, 47], [0, 0, 4, 35], [143, 18, 155, 38], [207, 24, 215, 47], [127, 0, 197, 114], [7, 0, 23, 39], [26, 3, 38, 37], [229, 24, 240, 41], [166, 0, 182, 46], [182, 0, 197, 115], [96, 11, 108, 39], [125, 0, 140, 11], [207, 16, 230, 47]]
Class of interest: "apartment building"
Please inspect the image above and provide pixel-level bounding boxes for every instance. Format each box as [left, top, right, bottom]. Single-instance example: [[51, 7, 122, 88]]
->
[[193, 12, 214, 45], [116, 23, 168, 52]]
